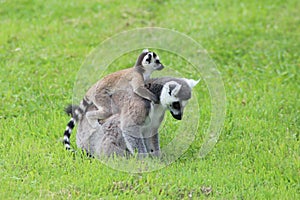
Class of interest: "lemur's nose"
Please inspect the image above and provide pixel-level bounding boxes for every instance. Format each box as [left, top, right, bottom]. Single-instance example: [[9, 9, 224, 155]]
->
[[171, 111, 182, 120], [157, 63, 164, 70]]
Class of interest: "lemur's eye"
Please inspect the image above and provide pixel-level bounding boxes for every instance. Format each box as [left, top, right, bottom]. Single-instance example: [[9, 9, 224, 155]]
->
[[172, 101, 180, 109], [155, 60, 160, 64]]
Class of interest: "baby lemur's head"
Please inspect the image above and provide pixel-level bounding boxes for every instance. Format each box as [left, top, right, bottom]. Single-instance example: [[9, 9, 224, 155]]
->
[[135, 49, 164, 72]]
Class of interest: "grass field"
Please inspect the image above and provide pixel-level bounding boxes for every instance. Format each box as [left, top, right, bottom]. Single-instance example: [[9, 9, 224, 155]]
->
[[1, 0, 299, 199]]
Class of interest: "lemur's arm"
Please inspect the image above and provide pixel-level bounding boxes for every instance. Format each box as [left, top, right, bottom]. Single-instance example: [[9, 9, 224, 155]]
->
[[131, 74, 159, 104]]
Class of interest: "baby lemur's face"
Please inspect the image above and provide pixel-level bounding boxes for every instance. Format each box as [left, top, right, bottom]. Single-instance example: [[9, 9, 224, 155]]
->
[[141, 50, 164, 71]]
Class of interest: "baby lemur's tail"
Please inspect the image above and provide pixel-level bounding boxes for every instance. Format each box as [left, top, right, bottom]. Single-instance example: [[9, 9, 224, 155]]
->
[[63, 97, 92, 150]]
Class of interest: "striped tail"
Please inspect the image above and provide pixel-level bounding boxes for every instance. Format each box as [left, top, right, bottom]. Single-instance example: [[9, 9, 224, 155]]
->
[[63, 97, 91, 150], [63, 117, 76, 150]]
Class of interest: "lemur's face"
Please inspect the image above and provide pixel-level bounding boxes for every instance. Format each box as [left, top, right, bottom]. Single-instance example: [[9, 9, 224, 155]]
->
[[160, 81, 190, 120], [142, 51, 164, 71], [167, 100, 189, 120]]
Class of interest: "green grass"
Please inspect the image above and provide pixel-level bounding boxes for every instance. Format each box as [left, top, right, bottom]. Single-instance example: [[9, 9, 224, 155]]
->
[[1, 0, 299, 199]]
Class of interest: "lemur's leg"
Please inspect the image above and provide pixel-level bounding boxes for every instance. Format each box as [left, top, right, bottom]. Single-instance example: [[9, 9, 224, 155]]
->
[[143, 131, 161, 157], [86, 92, 113, 128], [122, 132, 147, 155], [86, 109, 112, 128], [119, 101, 149, 156], [99, 135, 128, 157], [120, 123, 147, 156]]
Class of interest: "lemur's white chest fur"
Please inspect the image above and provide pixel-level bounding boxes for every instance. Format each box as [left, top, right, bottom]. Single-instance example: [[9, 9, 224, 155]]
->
[[143, 67, 155, 80]]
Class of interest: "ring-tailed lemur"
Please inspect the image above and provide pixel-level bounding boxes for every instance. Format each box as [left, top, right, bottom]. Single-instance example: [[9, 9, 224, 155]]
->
[[66, 77, 199, 157], [63, 49, 164, 150]]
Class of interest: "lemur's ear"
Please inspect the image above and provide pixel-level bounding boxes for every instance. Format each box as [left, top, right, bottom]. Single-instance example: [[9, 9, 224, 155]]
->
[[172, 84, 181, 96], [167, 81, 182, 97], [182, 78, 200, 88], [142, 49, 149, 53]]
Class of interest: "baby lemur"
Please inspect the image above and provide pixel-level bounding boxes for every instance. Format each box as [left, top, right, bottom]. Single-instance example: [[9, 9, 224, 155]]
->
[[63, 49, 164, 150]]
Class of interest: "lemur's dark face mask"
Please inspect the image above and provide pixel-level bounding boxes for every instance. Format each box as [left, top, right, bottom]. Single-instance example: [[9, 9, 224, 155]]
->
[[169, 101, 182, 120]]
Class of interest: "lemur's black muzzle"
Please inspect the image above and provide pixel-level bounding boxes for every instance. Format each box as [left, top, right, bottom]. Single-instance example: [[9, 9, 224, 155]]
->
[[170, 111, 182, 120], [156, 63, 164, 70]]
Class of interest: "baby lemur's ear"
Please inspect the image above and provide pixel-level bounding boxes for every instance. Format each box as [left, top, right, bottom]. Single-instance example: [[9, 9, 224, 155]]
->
[[182, 78, 200, 89], [135, 49, 151, 66]]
